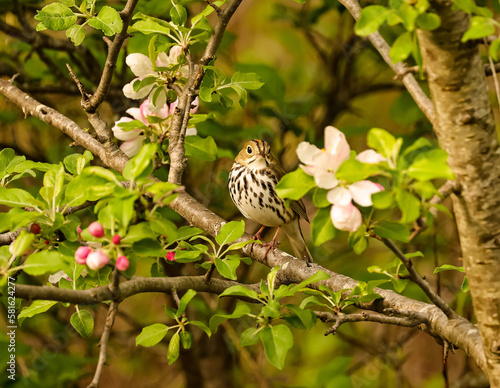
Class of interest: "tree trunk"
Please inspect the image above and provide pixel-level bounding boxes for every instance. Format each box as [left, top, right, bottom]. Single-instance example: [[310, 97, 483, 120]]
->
[[417, 3, 500, 385]]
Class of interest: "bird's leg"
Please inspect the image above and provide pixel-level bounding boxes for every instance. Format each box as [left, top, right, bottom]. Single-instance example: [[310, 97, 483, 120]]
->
[[250, 225, 266, 253], [263, 226, 281, 258]]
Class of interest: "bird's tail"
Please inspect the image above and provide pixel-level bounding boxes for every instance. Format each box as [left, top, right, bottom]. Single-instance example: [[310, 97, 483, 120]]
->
[[282, 219, 313, 263]]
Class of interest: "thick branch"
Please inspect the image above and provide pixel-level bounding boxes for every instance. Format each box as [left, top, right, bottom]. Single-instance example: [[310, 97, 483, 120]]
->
[[338, 0, 435, 124], [417, 2, 500, 383], [15, 276, 260, 304]]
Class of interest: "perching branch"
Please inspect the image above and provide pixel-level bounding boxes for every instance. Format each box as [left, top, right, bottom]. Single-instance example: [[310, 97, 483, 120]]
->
[[338, 0, 435, 124]]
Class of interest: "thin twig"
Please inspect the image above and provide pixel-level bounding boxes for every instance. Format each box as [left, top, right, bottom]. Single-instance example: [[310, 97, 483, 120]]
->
[[315, 311, 424, 336], [87, 301, 119, 388], [204, 264, 216, 283], [205, 0, 222, 15], [338, 0, 435, 124], [379, 237, 459, 319]]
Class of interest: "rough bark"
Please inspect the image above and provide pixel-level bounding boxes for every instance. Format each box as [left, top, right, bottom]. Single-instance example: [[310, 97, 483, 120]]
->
[[417, 4, 500, 385]]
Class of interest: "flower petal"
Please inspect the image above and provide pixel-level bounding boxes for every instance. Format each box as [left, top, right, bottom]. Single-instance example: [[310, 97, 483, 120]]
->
[[112, 118, 141, 141], [349, 180, 383, 207], [324, 126, 350, 167], [327, 187, 352, 206], [315, 170, 339, 190], [123, 81, 154, 100], [126, 107, 144, 122], [190, 96, 199, 114], [186, 127, 197, 136], [356, 149, 386, 164], [331, 203, 362, 232], [126, 53, 154, 78], [120, 136, 145, 157], [148, 89, 167, 113], [297, 142, 322, 165]]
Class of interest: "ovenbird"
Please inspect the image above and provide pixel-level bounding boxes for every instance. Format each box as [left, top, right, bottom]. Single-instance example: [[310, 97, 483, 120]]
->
[[229, 140, 313, 263]]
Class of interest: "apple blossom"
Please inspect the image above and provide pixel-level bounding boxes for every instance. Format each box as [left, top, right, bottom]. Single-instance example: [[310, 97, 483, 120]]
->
[[75, 246, 92, 264], [112, 97, 199, 157], [297, 126, 350, 189], [86, 250, 109, 270], [356, 149, 386, 164], [116, 256, 130, 271], [330, 203, 363, 232], [327, 180, 383, 208], [122, 45, 186, 112], [88, 222, 105, 238]]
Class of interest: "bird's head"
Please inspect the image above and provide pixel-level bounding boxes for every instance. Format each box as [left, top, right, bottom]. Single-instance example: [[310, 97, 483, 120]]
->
[[235, 139, 272, 169]]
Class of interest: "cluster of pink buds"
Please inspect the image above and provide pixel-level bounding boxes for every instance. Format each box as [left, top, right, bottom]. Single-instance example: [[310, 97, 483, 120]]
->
[[166, 251, 176, 262], [74, 222, 129, 271]]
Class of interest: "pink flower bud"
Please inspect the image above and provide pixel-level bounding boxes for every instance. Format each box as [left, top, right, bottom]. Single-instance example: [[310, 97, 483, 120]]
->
[[88, 222, 105, 238], [77, 225, 82, 240], [116, 256, 130, 271], [112, 235, 121, 245], [86, 251, 109, 270], [75, 246, 92, 264], [166, 251, 176, 262]]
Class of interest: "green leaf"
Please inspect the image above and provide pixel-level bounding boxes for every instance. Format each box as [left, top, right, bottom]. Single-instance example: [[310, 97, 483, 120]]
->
[[123, 142, 157, 181], [312, 188, 330, 208], [216, 220, 245, 246], [180, 331, 193, 349], [240, 327, 260, 347], [219, 285, 260, 301], [184, 135, 218, 161], [209, 301, 251, 333], [18, 300, 58, 322], [23, 251, 64, 275], [259, 324, 293, 370], [136, 323, 169, 347], [348, 225, 368, 255], [34, 3, 77, 31], [189, 320, 211, 337], [406, 149, 455, 181], [70, 309, 94, 338], [0, 187, 42, 208], [226, 239, 257, 251], [461, 276, 469, 292], [490, 38, 500, 61], [354, 5, 389, 36], [367, 128, 398, 159], [11, 230, 34, 257], [433, 264, 465, 274], [177, 289, 196, 317], [88, 5, 123, 36], [168, 332, 180, 365], [395, 189, 421, 223], [416, 13, 441, 30], [276, 169, 315, 200], [66, 24, 86, 45], [285, 304, 317, 329], [462, 16, 495, 42], [230, 72, 264, 90], [311, 207, 335, 246], [373, 221, 410, 242], [372, 190, 394, 209], [170, 4, 187, 25], [390, 31, 413, 63], [130, 19, 171, 35], [214, 256, 240, 280], [279, 271, 330, 299], [132, 239, 167, 257], [335, 159, 380, 183]]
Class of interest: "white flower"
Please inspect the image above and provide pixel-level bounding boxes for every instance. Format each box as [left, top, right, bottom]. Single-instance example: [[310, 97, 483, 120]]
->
[[297, 126, 350, 189], [122, 46, 186, 113], [356, 149, 386, 164], [327, 180, 383, 208], [330, 203, 362, 232]]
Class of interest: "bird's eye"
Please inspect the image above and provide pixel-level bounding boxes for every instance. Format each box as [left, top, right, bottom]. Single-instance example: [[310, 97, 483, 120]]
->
[[246, 146, 253, 154]]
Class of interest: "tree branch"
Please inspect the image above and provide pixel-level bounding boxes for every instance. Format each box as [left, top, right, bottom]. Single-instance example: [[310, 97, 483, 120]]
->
[[15, 276, 260, 305], [84, 0, 139, 113], [338, 0, 435, 124], [315, 311, 425, 336]]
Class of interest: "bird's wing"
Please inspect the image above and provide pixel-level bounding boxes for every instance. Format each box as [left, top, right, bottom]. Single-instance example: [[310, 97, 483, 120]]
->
[[271, 157, 310, 223]]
